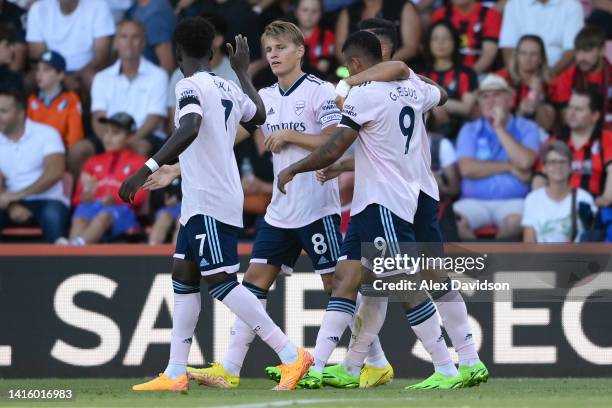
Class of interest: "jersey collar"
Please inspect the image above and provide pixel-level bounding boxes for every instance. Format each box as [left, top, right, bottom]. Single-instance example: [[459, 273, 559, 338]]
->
[[278, 73, 308, 97]]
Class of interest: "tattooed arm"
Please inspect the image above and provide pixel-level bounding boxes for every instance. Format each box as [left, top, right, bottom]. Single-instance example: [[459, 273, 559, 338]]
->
[[277, 126, 358, 193]]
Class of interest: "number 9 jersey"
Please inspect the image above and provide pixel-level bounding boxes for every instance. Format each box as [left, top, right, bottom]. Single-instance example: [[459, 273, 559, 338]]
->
[[174, 72, 257, 228], [338, 79, 441, 224]]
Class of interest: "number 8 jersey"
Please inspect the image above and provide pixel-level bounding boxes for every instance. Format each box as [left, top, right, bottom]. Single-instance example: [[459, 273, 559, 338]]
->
[[174, 72, 257, 228], [338, 78, 441, 224]]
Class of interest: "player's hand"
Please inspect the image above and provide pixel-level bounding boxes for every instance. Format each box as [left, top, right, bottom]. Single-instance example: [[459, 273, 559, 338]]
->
[[8, 203, 32, 223], [143, 164, 180, 191], [119, 166, 150, 203], [227, 34, 250, 74], [316, 163, 343, 184], [265, 130, 290, 153], [277, 168, 295, 194], [335, 95, 346, 111]]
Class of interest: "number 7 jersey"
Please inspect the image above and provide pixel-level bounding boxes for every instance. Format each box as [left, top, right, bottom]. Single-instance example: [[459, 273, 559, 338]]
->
[[338, 79, 441, 224], [174, 72, 257, 228]]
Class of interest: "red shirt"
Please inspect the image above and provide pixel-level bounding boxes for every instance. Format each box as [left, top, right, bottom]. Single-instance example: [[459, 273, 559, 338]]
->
[[424, 64, 478, 99], [549, 60, 612, 129], [496, 69, 552, 111], [304, 25, 335, 67], [431, 3, 502, 68], [74, 149, 148, 208], [537, 130, 612, 196]]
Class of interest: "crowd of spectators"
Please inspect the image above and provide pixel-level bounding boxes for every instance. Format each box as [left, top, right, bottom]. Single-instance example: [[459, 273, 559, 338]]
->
[[0, 0, 611, 244]]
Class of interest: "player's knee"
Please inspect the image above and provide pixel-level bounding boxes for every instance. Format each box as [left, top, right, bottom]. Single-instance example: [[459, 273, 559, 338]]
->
[[243, 263, 278, 290], [171, 259, 201, 283], [321, 274, 333, 296], [330, 266, 360, 298]]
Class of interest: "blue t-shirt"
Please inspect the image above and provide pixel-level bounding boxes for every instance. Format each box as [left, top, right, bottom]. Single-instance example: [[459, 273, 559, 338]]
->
[[127, 0, 176, 65], [456, 116, 540, 200]]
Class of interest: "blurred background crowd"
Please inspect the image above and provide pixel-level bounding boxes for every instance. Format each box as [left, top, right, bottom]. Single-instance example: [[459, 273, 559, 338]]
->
[[0, 0, 611, 245]]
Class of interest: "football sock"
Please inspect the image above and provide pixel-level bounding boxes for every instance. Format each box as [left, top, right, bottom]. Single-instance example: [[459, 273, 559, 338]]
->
[[344, 295, 387, 371], [165, 278, 201, 380], [432, 287, 480, 366], [312, 297, 356, 372], [406, 298, 458, 377], [222, 282, 268, 375], [209, 277, 296, 364]]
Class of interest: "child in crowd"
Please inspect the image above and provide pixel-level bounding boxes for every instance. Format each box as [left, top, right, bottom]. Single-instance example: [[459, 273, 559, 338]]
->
[[61, 113, 147, 245], [27, 50, 84, 150], [148, 177, 181, 245]]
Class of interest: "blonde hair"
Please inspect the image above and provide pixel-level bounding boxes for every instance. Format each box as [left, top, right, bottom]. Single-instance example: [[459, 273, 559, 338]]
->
[[509, 35, 550, 84], [261, 20, 305, 47]]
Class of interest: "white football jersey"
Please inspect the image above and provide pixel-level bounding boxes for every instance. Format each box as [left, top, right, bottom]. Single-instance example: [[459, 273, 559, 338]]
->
[[259, 73, 342, 228], [409, 74, 441, 202], [338, 79, 441, 223], [174, 72, 257, 227]]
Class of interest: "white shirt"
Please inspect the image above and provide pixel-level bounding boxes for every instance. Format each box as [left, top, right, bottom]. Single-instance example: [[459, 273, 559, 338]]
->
[[175, 72, 257, 227], [0, 120, 67, 205], [438, 138, 457, 169], [521, 187, 597, 243], [259, 74, 342, 228], [499, 0, 584, 67], [91, 57, 169, 129], [339, 79, 440, 223], [26, 0, 116, 71]]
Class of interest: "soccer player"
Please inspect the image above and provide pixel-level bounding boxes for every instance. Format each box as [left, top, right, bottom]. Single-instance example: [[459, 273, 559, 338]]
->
[[185, 20, 344, 389], [277, 30, 465, 390], [119, 17, 311, 392], [320, 19, 489, 388]]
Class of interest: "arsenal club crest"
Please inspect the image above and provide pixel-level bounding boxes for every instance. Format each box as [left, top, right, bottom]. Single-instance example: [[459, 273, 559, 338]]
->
[[295, 100, 305, 116]]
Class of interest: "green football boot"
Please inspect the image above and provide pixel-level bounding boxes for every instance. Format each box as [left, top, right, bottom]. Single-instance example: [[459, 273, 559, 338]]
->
[[459, 361, 489, 387], [322, 364, 359, 388], [405, 372, 464, 390]]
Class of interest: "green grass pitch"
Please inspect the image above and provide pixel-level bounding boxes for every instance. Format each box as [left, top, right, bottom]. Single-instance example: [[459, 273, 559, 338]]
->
[[1, 378, 611, 408]]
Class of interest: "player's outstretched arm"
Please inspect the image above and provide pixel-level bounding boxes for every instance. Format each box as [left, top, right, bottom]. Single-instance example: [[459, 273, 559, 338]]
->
[[142, 163, 181, 191], [265, 125, 337, 153], [119, 113, 201, 203], [277, 126, 358, 193], [227, 35, 266, 126], [344, 61, 411, 87], [315, 155, 355, 183]]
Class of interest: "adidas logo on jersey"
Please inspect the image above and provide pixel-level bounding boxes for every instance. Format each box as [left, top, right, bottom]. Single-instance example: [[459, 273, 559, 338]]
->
[[200, 258, 210, 267], [267, 107, 275, 115], [318, 256, 329, 265], [327, 336, 340, 344]]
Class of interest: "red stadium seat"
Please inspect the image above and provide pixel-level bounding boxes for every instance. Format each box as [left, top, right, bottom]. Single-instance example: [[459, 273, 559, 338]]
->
[[474, 225, 497, 238]]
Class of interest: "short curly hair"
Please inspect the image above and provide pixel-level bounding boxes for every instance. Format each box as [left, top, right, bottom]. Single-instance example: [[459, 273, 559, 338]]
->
[[173, 16, 215, 59]]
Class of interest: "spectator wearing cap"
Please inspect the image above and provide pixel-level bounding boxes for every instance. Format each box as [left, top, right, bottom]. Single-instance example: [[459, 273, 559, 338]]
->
[[499, 0, 584, 77], [64, 112, 147, 245], [454, 74, 541, 240], [549, 25, 612, 131], [75, 19, 168, 174], [27, 50, 84, 170], [0, 1, 27, 72], [26, 0, 115, 94], [127, 0, 176, 74], [0, 87, 69, 243], [430, 0, 502, 74], [0, 23, 22, 91], [522, 141, 597, 243]]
